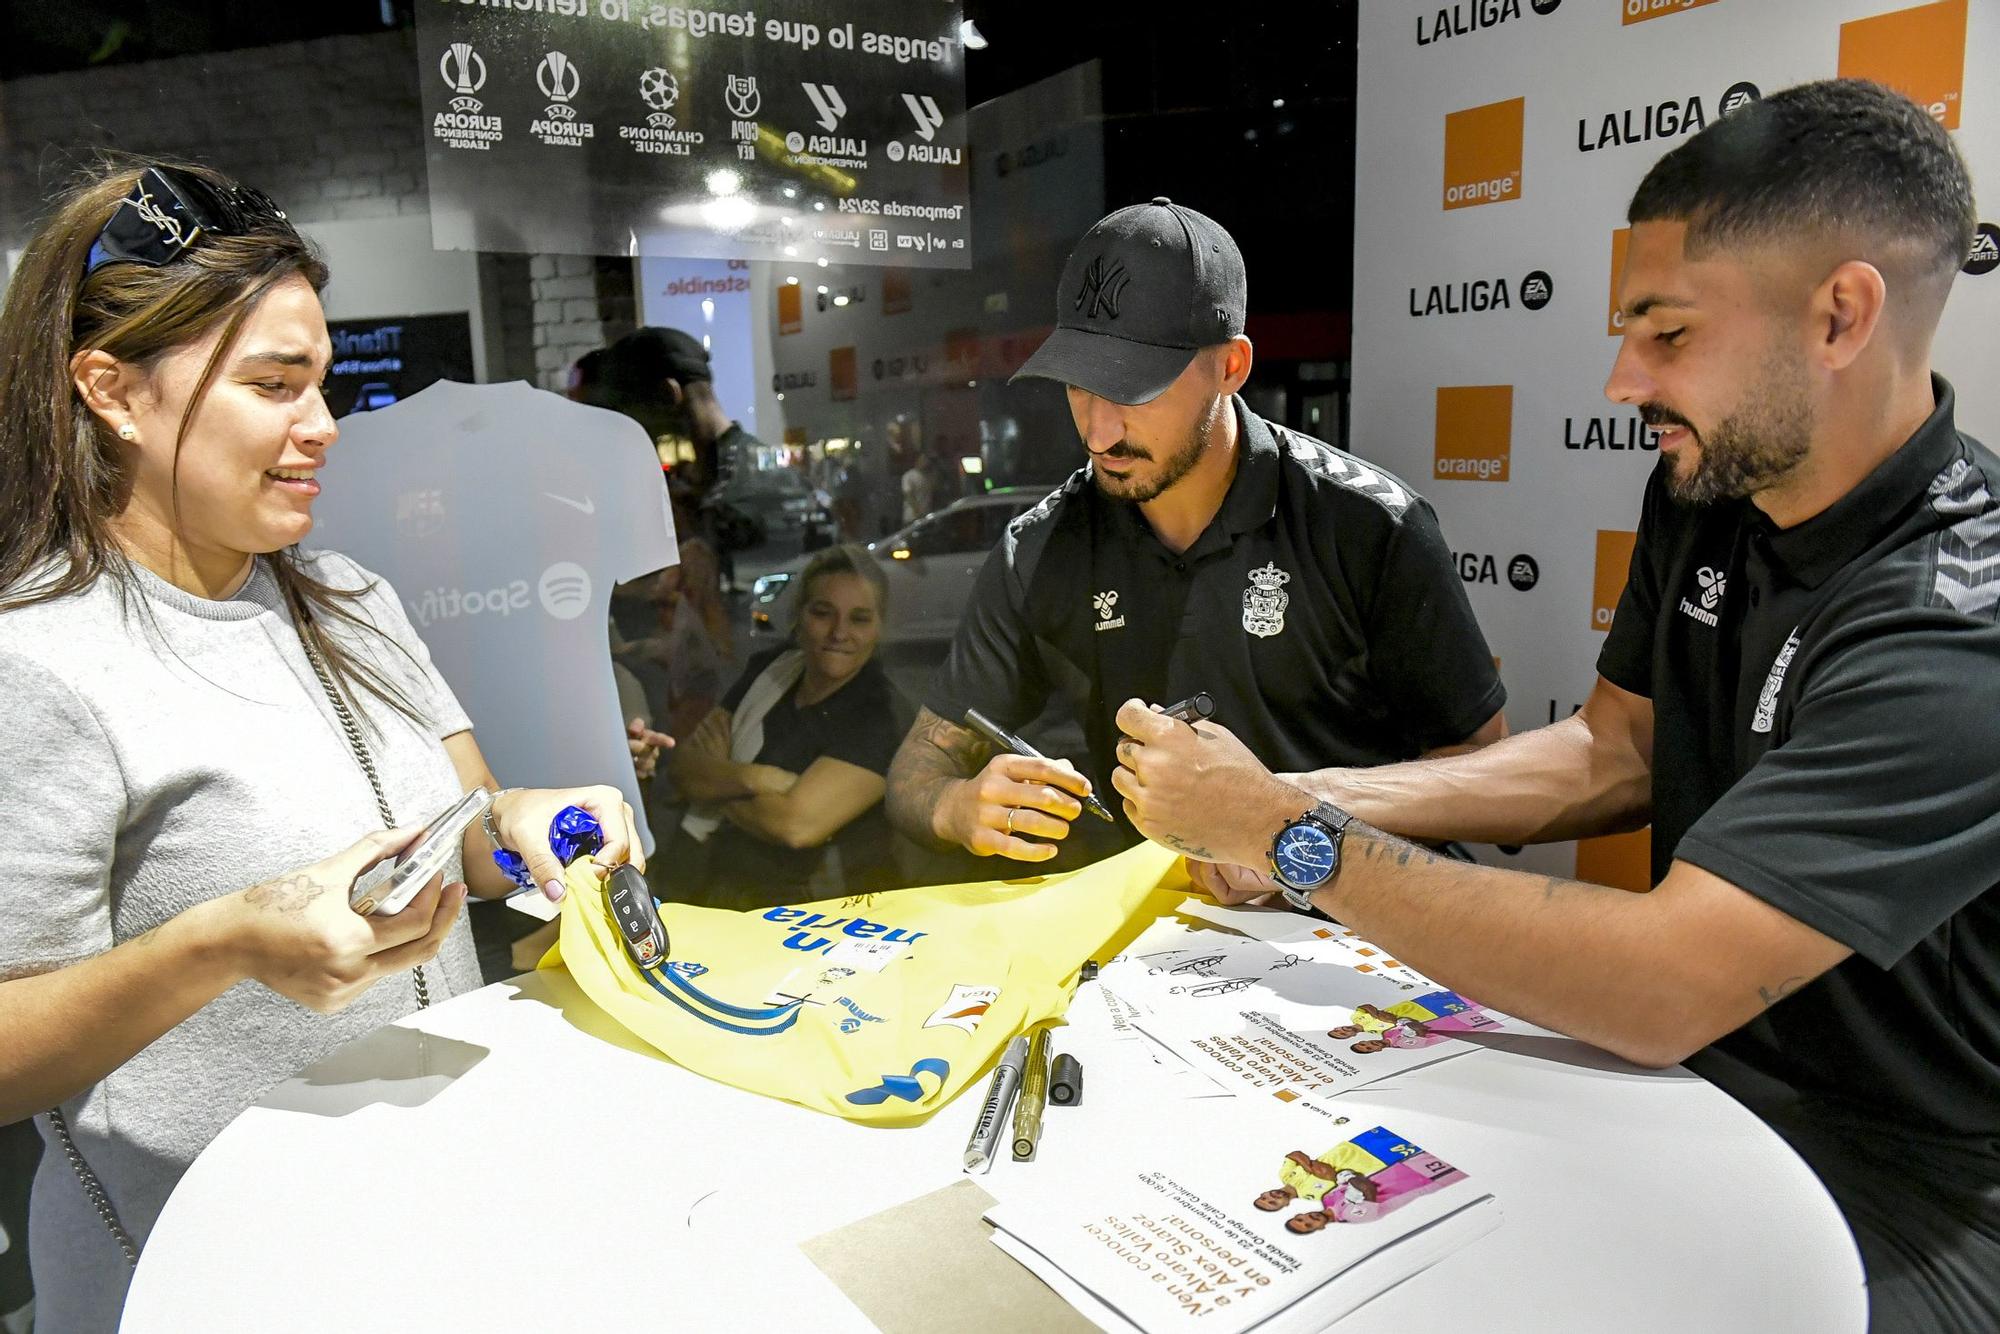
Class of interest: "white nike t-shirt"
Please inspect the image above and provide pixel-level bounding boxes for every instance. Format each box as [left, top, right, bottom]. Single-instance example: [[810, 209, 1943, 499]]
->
[[314, 380, 678, 851]]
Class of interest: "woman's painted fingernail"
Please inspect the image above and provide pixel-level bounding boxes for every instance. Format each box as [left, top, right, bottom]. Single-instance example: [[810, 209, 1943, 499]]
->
[[544, 879, 566, 903]]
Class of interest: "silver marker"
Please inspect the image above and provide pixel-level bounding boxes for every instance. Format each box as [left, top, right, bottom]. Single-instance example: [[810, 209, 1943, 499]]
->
[[963, 1036, 1030, 1173]]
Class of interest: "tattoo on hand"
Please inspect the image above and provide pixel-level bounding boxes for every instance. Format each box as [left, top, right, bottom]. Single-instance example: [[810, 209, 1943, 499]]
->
[[1160, 833, 1216, 860], [1757, 976, 1807, 1010], [914, 713, 988, 773], [245, 874, 326, 914]]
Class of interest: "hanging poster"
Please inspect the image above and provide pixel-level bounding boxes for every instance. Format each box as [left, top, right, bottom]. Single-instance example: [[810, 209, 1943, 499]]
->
[[417, 0, 970, 269]]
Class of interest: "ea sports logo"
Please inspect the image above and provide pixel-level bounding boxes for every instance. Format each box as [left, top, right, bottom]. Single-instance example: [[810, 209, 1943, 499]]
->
[[1530, 0, 1562, 11], [1519, 270, 1553, 310], [538, 562, 593, 621], [1718, 81, 1760, 117], [1508, 555, 1540, 591], [1965, 223, 2000, 278]]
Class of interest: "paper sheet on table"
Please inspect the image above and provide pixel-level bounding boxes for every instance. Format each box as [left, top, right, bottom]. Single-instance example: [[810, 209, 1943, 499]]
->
[[1098, 935, 1506, 1101], [801, 1180, 1095, 1334], [985, 1096, 1500, 1334]]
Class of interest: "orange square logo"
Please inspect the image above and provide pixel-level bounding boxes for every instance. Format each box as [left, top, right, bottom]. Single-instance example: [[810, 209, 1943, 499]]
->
[[1839, 0, 1967, 131], [1442, 97, 1524, 211], [1592, 530, 1638, 631], [1622, 0, 1722, 24], [777, 283, 802, 335], [1576, 827, 1654, 892], [1434, 385, 1513, 483], [829, 346, 857, 402], [883, 267, 912, 316], [1607, 228, 1631, 337]]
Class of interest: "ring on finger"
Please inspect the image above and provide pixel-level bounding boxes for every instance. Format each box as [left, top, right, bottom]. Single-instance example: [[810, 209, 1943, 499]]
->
[[1004, 808, 1016, 836]]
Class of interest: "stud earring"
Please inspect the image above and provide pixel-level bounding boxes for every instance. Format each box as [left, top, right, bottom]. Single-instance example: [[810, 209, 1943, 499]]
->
[[118, 424, 138, 441]]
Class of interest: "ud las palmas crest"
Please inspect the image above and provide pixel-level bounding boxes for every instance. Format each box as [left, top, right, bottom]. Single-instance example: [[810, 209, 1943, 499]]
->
[[1244, 561, 1291, 638]]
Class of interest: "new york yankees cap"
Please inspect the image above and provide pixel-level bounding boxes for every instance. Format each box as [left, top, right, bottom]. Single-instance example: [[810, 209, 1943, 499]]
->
[[1011, 197, 1248, 405]]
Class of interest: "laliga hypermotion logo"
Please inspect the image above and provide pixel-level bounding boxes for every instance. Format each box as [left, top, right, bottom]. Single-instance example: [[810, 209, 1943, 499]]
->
[[440, 41, 487, 114], [537, 51, 580, 120]]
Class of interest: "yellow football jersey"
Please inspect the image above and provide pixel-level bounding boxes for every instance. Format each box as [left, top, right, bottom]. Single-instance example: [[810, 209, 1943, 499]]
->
[[547, 841, 1186, 1125]]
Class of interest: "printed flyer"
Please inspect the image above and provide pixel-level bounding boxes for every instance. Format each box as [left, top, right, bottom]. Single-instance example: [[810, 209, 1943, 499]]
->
[[987, 1103, 1498, 1333]]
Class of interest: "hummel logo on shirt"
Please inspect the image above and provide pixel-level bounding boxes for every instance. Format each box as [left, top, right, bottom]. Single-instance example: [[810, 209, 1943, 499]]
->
[[1678, 564, 1724, 627]]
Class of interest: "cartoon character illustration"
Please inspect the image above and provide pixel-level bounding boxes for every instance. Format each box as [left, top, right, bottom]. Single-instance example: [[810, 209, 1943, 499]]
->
[[1268, 953, 1305, 971], [1326, 991, 1495, 1053], [1252, 1128, 1466, 1231]]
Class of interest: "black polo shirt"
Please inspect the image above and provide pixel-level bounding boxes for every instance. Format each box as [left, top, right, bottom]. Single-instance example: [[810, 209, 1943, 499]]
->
[[929, 397, 1505, 850], [1599, 376, 2000, 1326]]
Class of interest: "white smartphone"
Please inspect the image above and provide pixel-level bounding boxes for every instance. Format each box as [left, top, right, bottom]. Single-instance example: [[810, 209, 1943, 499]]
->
[[348, 788, 494, 917]]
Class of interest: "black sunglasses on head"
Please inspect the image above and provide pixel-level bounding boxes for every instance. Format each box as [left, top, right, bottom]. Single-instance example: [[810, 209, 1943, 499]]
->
[[84, 166, 293, 278]]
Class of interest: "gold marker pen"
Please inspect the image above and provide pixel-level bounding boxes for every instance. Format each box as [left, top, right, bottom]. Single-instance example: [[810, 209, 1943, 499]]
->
[[1012, 1027, 1052, 1161]]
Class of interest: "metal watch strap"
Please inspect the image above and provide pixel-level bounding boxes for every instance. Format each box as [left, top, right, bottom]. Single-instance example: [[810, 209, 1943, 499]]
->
[[483, 789, 520, 852]]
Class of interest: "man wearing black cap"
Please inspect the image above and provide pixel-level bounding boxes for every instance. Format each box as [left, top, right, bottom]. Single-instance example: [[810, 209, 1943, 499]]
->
[[885, 198, 1508, 864], [603, 326, 762, 488]]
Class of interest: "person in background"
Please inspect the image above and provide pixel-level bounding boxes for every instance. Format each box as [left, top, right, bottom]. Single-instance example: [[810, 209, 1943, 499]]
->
[[900, 450, 936, 525], [663, 545, 911, 908], [0, 161, 643, 1332]]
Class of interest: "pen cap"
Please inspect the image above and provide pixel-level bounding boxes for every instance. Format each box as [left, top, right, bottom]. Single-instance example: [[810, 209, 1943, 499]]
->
[[1050, 1053, 1084, 1105]]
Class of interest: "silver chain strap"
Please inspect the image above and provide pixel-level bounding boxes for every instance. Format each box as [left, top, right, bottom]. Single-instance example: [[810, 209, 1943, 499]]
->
[[296, 622, 431, 1010], [45, 1104, 138, 1268]]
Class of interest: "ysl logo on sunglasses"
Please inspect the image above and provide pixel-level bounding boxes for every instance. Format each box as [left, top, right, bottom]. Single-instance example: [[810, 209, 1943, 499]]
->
[[124, 185, 187, 248]]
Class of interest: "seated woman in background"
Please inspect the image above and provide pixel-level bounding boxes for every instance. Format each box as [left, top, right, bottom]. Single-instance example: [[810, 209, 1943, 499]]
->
[[664, 545, 910, 908]]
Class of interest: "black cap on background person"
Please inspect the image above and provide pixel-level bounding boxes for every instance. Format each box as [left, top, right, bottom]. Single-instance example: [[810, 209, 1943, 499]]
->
[[1011, 197, 1248, 405], [605, 325, 713, 399]]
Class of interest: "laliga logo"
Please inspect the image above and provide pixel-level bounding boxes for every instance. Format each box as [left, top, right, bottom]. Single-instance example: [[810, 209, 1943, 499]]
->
[[440, 41, 486, 113], [538, 562, 593, 621]]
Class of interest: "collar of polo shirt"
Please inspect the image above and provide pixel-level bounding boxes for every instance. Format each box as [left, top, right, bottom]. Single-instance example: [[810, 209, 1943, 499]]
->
[[1749, 375, 1961, 591]]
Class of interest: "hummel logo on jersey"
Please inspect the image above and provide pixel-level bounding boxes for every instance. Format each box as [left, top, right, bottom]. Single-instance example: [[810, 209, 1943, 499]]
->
[[1678, 565, 1724, 627], [1093, 588, 1125, 631]]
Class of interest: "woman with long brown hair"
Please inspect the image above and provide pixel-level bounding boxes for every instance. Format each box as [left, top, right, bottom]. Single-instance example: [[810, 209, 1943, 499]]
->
[[0, 160, 643, 1331]]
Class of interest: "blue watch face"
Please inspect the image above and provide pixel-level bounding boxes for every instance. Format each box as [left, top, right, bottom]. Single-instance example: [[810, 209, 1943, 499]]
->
[[1274, 822, 1338, 889]]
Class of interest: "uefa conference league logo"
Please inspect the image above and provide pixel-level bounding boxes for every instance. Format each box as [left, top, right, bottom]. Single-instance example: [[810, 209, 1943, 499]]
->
[[434, 42, 502, 149]]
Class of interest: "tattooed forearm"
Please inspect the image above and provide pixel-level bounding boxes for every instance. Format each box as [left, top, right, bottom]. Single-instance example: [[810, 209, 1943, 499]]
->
[[1758, 976, 1807, 1009], [1159, 833, 1217, 860], [885, 708, 992, 847], [243, 874, 326, 914]]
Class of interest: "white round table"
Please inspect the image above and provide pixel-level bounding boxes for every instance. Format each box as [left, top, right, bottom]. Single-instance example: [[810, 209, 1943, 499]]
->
[[122, 957, 1866, 1333]]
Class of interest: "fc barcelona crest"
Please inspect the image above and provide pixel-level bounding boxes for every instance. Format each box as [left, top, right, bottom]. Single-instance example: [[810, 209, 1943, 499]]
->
[[1243, 561, 1291, 638]]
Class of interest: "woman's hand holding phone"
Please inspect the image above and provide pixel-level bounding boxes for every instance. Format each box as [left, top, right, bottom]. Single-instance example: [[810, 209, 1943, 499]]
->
[[204, 827, 467, 1014]]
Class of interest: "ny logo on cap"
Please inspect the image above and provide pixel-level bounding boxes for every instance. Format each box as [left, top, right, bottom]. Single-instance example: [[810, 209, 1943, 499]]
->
[[1075, 256, 1130, 320]]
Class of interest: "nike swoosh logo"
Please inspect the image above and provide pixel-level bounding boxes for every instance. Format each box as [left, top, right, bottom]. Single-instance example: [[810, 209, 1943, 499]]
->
[[543, 492, 595, 515]]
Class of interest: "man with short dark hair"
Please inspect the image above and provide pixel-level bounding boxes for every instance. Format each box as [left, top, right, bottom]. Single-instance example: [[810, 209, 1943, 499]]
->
[[885, 198, 1508, 866], [1117, 80, 1997, 1330]]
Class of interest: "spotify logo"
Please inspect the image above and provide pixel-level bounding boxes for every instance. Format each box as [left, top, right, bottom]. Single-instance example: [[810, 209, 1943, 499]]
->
[[537, 562, 594, 620]]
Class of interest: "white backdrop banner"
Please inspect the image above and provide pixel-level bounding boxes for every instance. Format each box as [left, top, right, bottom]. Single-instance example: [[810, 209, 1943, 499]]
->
[[1352, 0, 1998, 888]]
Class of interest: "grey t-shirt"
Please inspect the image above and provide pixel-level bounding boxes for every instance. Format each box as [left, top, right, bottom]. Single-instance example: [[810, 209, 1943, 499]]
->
[[0, 550, 481, 1334]]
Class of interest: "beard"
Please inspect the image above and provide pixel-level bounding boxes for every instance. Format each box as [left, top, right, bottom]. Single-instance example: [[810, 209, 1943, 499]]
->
[[1644, 346, 1815, 506], [1091, 395, 1225, 504]]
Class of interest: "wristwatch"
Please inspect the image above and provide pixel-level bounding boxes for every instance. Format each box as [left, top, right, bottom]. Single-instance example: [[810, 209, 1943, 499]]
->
[[1269, 801, 1355, 911]]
